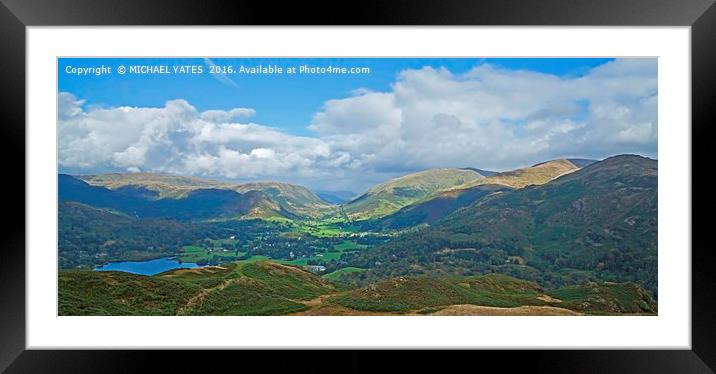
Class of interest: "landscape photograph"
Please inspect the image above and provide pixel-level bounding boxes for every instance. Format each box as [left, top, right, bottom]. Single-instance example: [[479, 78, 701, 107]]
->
[[57, 57, 658, 316]]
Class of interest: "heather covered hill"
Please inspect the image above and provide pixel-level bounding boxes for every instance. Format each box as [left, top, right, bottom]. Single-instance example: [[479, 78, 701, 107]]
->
[[59, 262, 656, 316], [345, 155, 658, 296], [59, 261, 339, 316], [330, 273, 656, 315]]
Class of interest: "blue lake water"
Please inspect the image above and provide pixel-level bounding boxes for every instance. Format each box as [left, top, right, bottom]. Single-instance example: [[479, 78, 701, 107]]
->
[[94, 257, 202, 276]]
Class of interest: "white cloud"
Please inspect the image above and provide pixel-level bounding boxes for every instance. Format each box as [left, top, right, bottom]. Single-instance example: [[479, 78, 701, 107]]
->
[[308, 59, 657, 173], [200, 108, 255, 122], [58, 59, 657, 191], [58, 92, 85, 120], [58, 97, 332, 183]]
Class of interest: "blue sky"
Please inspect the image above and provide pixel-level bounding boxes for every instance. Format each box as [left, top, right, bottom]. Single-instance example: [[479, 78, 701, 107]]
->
[[58, 57, 656, 191], [59, 58, 613, 137]]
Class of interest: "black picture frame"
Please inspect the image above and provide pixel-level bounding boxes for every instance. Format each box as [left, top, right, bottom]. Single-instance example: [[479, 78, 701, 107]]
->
[[2, 0, 714, 372]]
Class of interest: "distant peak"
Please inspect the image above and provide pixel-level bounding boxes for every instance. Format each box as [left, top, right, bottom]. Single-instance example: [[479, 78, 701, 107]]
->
[[602, 154, 656, 162]]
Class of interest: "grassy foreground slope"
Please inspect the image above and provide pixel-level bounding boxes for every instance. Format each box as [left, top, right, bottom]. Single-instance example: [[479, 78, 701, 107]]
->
[[59, 261, 656, 316], [329, 273, 656, 315], [59, 261, 339, 316]]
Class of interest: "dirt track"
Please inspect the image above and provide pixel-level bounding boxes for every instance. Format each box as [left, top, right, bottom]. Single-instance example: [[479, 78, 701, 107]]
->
[[428, 304, 582, 316]]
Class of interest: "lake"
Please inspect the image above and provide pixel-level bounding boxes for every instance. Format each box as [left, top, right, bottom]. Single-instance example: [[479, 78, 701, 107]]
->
[[94, 257, 202, 276]]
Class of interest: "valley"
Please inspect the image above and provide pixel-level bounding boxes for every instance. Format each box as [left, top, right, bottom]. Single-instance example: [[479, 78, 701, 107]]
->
[[58, 154, 658, 315]]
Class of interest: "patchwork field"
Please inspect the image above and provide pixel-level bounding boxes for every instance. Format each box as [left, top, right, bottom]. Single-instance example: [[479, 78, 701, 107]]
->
[[179, 244, 245, 264]]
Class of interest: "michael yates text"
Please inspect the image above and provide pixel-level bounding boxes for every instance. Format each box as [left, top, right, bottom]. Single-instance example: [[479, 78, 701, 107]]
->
[[128, 65, 204, 74]]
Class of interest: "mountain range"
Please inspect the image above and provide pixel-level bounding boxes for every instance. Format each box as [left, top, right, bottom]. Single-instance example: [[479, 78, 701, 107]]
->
[[348, 155, 657, 295], [362, 158, 595, 230], [63, 157, 597, 223], [66, 173, 334, 220], [58, 154, 658, 305]]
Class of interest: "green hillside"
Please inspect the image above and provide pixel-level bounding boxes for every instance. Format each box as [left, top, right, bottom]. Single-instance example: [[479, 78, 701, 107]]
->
[[342, 168, 485, 220], [354, 159, 581, 228], [330, 273, 544, 313], [322, 267, 367, 282], [547, 282, 657, 314], [330, 273, 656, 314], [59, 262, 656, 316], [346, 155, 658, 296], [58, 200, 290, 269], [59, 261, 339, 316], [59, 269, 202, 315], [59, 201, 199, 268], [367, 184, 511, 230]]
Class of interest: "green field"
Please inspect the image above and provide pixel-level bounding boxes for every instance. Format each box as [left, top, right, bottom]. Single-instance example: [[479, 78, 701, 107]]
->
[[59, 261, 339, 316], [275, 240, 367, 267], [282, 220, 360, 238], [176, 236, 369, 271], [295, 223, 343, 237], [276, 251, 342, 266], [179, 245, 245, 264]]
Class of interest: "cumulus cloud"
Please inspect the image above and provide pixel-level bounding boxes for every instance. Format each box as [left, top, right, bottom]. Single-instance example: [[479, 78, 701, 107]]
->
[[58, 58, 657, 191], [308, 59, 657, 173], [200, 108, 255, 122], [58, 96, 331, 183]]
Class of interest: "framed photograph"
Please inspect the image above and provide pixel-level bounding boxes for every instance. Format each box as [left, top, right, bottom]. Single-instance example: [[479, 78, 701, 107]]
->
[[3, 0, 715, 371]]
